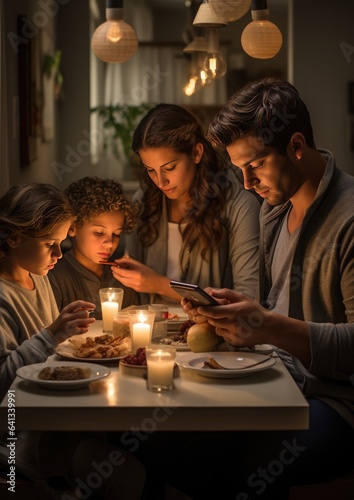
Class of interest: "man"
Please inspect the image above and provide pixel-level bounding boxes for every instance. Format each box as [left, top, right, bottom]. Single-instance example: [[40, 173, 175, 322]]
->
[[179, 78, 354, 499]]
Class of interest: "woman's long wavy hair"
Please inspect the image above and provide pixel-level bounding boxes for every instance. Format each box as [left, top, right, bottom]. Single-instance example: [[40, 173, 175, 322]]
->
[[0, 183, 74, 262], [132, 103, 231, 259]]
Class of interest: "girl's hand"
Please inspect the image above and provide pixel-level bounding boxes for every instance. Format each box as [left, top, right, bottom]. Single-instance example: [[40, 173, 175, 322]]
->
[[47, 300, 96, 344]]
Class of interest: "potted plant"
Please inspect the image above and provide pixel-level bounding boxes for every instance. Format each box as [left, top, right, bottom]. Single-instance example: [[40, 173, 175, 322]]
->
[[91, 103, 151, 174]]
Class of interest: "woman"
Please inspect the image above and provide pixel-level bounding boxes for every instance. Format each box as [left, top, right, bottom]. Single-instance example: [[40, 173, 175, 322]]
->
[[112, 104, 260, 304]]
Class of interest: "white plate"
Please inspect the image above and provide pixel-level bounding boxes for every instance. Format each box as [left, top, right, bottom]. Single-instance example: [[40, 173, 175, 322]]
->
[[55, 336, 129, 363], [167, 319, 189, 333], [152, 336, 191, 351], [228, 344, 275, 356], [176, 351, 276, 378], [16, 362, 111, 390]]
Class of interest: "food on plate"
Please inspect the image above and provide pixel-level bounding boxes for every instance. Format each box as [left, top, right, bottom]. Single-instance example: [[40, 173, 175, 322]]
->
[[112, 315, 130, 338], [187, 322, 221, 352], [38, 366, 91, 381], [167, 312, 179, 320], [203, 357, 227, 370], [69, 334, 129, 359], [121, 348, 147, 366], [157, 319, 195, 346]]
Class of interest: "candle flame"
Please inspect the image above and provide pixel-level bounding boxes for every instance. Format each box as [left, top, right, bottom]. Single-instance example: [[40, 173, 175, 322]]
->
[[138, 313, 146, 323]]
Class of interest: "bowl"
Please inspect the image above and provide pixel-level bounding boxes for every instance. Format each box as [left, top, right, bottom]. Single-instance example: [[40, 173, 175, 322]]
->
[[119, 361, 147, 378]]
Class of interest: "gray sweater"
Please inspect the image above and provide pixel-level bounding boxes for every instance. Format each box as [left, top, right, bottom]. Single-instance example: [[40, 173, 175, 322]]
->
[[259, 150, 354, 427], [0, 275, 58, 398], [48, 252, 139, 318]]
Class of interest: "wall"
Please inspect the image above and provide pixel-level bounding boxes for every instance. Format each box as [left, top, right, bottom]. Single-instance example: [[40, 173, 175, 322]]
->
[[2, 0, 91, 191], [55, 0, 91, 189], [3, 0, 59, 187], [3, 0, 354, 189], [290, 0, 354, 175]]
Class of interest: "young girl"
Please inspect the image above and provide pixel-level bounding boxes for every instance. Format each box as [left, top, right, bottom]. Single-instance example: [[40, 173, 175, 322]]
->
[[48, 176, 140, 317], [112, 103, 261, 304], [0, 183, 145, 499]]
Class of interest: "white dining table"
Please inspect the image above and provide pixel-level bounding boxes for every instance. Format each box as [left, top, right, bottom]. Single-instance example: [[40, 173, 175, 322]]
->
[[0, 320, 309, 433]]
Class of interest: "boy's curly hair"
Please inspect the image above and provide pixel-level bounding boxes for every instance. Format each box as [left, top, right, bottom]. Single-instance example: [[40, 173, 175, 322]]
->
[[64, 177, 139, 233]]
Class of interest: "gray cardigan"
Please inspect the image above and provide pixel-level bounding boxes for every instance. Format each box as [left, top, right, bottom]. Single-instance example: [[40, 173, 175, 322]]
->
[[259, 149, 354, 427], [126, 167, 261, 304]]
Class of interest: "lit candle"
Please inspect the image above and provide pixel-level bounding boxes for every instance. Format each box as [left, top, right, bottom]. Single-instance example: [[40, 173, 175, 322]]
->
[[131, 322, 151, 351], [146, 350, 175, 391], [101, 301, 119, 332]]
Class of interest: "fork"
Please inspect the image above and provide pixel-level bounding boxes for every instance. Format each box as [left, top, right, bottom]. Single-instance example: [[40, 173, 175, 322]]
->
[[203, 356, 272, 370]]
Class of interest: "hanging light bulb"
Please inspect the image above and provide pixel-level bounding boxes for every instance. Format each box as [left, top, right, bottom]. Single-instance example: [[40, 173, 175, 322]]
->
[[241, 0, 282, 59], [196, 53, 212, 86], [183, 77, 198, 96], [91, 0, 138, 63], [204, 28, 227, 79], [209, 0, 251, 22], [183, 53, 200, 97], [183, 37, 212, 88]]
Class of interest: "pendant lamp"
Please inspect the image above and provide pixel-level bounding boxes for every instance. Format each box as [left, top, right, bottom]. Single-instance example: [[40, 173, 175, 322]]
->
[[204, 28, 227, 79], [241, 0, 282, 59], [209, 0, 251, 23], [193, 2, 228, 28], [91, 0, 138, 63]]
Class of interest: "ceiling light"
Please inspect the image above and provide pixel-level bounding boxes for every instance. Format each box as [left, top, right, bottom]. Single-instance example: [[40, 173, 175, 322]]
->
[[241, 0, 282, 59], [91, 0, 138, 63], [204, 28, 227, 79], [209, 0, 251, 22], [183, 36, 208, 53], [193, 2, 228, 28]]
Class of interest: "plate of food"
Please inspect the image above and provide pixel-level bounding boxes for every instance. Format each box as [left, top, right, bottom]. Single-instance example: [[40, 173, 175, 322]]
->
[[152, 319, 195, 350], [234, 344, 275, 355], [166, 312, 189, 332], [119, 347, 147, 377], [176, 351, 276, 379], [55, 333, 130, 362], [16, 361, 111, 390]]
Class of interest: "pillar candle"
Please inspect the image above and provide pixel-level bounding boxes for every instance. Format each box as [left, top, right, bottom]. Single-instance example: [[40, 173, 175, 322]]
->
[[147, 351, 174, 389], [131, 322, 151, 351], [102, 301, 119, 332]]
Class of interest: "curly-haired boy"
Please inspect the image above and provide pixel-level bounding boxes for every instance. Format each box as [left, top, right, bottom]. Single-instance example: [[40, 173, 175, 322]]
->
[[48, 177, 140, 318]]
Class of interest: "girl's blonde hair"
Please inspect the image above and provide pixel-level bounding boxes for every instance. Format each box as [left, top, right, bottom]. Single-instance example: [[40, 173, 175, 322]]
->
[[0, 183, 74, 261]]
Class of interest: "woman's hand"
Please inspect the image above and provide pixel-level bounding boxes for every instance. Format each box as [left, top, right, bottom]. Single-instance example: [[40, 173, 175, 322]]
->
[[47, 300, 96, 344], [111, 256, 180, 300]]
